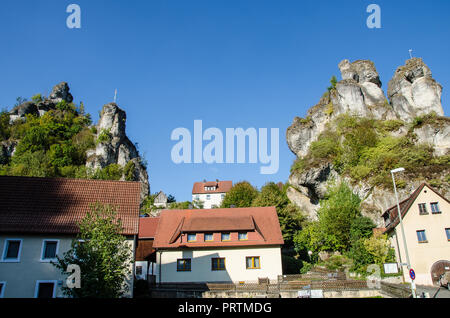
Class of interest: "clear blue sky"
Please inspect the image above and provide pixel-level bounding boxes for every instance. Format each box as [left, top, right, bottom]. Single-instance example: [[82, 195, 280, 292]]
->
[[0, 0, 449, 202]]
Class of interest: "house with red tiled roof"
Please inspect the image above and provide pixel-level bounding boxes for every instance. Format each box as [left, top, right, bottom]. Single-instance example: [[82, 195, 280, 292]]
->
[[382, 183, 450, 286], [192, 180, 232, 209], [0, 176, 141, 298], [135, 217, 159, 281], [152, 206, 284, 284]]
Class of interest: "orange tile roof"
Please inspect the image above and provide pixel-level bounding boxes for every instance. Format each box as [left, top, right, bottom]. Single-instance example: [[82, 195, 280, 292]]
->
[[0, 176, 141, 235], [153, 206, 284, 249], [138, 217, 160, 239], [192, 180, 233, 194]]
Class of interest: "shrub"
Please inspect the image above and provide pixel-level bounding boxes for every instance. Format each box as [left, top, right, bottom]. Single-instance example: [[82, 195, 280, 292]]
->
[[31, 94, 43, 103], [96, 129, 112, 145]]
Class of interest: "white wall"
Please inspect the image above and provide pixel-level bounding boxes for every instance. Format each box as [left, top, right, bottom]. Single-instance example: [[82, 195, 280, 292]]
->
[[192, 193, 226, 209], [156, 246, 283, 283], [0, 234, 135, 298]]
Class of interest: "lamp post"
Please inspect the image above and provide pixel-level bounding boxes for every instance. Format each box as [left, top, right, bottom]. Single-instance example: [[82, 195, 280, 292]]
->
[[391, 167, 416, 298]]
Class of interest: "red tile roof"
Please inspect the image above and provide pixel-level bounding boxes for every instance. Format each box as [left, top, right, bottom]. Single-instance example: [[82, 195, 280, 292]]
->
[[153, 206, 284, 249], [192, 180, 233, 194], [138, 217, 160, 239], [383, 183, 450, 233], [0, 176, 141, 235]]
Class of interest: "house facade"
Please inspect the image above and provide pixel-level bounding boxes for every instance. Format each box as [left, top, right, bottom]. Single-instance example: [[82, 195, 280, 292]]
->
[[382, 183, 450, 286], [152, 207, 284, 284], [192, 180, 232, 209], [154, 191, 168, 208], [0, 176, 141, 298]]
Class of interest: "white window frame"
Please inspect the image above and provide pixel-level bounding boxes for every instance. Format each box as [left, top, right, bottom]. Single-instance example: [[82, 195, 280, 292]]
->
[[34, 280, 58, 298], [0, 281, 6, 298], [1, 239, 23, 263], [40, 239, 60, 262]]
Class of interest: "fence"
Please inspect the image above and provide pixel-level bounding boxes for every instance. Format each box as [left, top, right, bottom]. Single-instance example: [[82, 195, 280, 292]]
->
[[147, 273, 411, 298]]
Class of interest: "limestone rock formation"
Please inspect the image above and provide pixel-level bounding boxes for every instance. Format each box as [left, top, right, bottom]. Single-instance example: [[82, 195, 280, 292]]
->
[[286, 58, 449, 225], [86, 103, 150, 200], [4, 82, 150, 202], [388, 58, 444, 122], [9, 82, 74, 122]]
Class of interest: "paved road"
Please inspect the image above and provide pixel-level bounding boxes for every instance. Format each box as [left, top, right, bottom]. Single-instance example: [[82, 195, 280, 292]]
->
[[415, 285, 450, 298]]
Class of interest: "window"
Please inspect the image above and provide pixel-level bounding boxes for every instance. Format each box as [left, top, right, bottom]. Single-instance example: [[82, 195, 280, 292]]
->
[[41, 240, 59, 261], [206, 195, 211, 200], [0, 282, 5, 298], [418, 203, 428, 215], [1, 239, 22, 262], [246, 256, 260, 269], [136, 266, 143, 276], [221, 194, 225, 199], [416, 230, 428, 243], [238, 232, 248, 241], [35, 281, 56, 298], [221, 233, 230, 241], [204, 233, 214, 241], [211, 258, 226, 271], [446, 228, 450, 241], [177, 259, 191, 271], [430, 202, 441, 214], [187, 234, 197, 242]]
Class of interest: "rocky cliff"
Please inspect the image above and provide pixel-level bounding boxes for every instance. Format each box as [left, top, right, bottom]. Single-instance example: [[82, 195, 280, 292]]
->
[[2, 82, 150, 201], [286, 58, 449, 225], [86, 102, 150, 201]]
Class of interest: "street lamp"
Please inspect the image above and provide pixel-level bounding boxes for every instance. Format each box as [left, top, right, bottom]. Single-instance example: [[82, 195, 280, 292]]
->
[[391, 167, 416, 298]]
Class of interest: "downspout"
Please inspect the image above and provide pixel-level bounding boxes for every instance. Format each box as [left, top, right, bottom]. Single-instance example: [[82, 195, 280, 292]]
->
[[158, 249, 163, 284]]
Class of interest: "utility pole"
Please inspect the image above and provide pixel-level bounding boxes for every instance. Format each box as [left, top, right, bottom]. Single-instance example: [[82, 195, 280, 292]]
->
[[391, 167, 416, 298], [114, 89, 117, 103]]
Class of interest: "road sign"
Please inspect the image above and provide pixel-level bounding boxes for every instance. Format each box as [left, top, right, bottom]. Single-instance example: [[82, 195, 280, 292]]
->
[[409, 269, 416, 280]]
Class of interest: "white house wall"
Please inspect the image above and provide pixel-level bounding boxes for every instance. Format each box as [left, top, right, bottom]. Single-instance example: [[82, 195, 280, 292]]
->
[[389, 186, 450, 286], [156, 246, 282, 283], [0, 234, 135, 298], [192, 193, 226, 209]]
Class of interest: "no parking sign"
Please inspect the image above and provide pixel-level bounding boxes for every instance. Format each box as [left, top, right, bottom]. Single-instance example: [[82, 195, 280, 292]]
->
[[409, 269, 416, 280]]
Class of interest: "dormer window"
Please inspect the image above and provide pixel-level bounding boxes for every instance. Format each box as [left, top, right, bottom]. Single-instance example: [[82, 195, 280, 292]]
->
[[204, 186, 217, 191], [187, 234, 197, 242]]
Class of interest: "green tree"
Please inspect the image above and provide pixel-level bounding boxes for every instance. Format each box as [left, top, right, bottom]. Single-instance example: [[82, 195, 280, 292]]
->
[[294, 181, 362, 254], [316, 181, 362, 252], [349, 216, 376, 244], [363, 234, 393, 265], [221, 181, 258, 208], [52, 203, 133, 298], [251, 182, 305, 247], [252, 182, 287, 208]]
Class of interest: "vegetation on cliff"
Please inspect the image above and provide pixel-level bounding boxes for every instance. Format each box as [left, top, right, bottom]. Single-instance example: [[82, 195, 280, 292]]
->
[[291, 113, 449, 189], [0, 96, 141, 182]]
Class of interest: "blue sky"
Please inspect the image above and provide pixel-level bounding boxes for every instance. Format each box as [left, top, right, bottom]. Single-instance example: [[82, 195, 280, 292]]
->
[[0, 0, 449, 201]]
